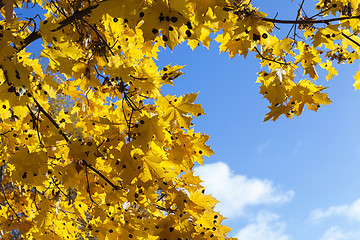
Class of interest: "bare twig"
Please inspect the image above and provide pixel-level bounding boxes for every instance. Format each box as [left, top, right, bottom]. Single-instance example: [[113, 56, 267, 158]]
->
[[50, 205, 75, 214], [254, 47, 289, 65], [50, 0, 69, 18], [33, 187, 40, 211], [309, 6, 333, 19], [20, 3, 101, 51], [0, 130, 12, 136], [130, 75, 148, 80], [80, 18, 115, 56], [26, 104, 44, 147], [83, 160, 121, 190], [32, 97, 70, 143], [84, 163, 99, 207], [261, 14, 360, 25], [0, 185, 20, 219], [51, 177, 69, 198], [341, 32, 360, 48]]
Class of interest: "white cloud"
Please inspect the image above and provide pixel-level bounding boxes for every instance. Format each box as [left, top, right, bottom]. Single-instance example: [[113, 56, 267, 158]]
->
[[320, 226, 360, 240], [235, 211, 290, 240], [309, 199, 360, 222], [194, 162, 294, 218]]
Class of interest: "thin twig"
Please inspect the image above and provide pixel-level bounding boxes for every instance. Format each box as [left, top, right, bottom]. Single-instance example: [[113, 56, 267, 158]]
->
[[130, 75, 148, 80], [26, 104, 44, 147], [50, 205, 75, 214], [293, 0, 305, 42], [0, 130, 12, 136], [127, 108, 134, 141], [20, 3, 101, 51], [51, 4, 100, 32], [84, 163, 98, 207], [83, 160, 121, 190], [50, 0, 69, 18], [51, 177, 69, 198], [309, 6, 333, 19], [0, 185, 20, 219], [80, 18, 115, 56], [95, 66, 106, 79], [341, 32, 360, 48], [36, 109, 44, 147], [32, 97, 70, 143], [261, 14, 360, 25], [33, 187, 40, 211], [254, 47, 289, 65]]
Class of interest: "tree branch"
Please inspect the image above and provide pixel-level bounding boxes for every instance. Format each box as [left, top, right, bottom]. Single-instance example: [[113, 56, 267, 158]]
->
[[32, 97, 70, 143], [83, 160, 121, 190], [51, 4, 100, 32], [20, 3, 101, 51], [0, 184, 20, 219], [341, 32, 360, 48], [84, 163, 99, 207], [254, 47, 289, 65], [261, 14, 360, 25], [26, 104, 44, 147]]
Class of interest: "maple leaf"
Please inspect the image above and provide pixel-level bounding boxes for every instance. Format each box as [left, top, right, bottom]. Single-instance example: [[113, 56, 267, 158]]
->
[[312, 24, 340, 48], [320, 60, 338, 81], [264, 104, 293, 122], [189, 189, 219, 209], [133, 113, 167, 146], [138, 1, 189, 49], [159, 64, 184, 85], [155, 93, 204, 129], [7, 148, 48, 186]]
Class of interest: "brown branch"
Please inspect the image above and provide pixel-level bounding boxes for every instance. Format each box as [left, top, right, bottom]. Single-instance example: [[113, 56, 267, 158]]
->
[[83, 160, 121, 190], [80, 18, 115, 56], [341, 32, 360, 48], [32, 187, 40, 211], [50, 205, 75, 214], [51, 4, 101, 32], [51, 177, 69, 198], [0, 185, 20, 219], [286, 0, 305, 42], [261, 14, 360, 25], [254, 47, 289, 65], [0, 130, 12, 136], [156, 205, 176, 213], [84, 163, 99, 207], [309, 6, 333, 19], [50, 0, 69, 19], [20, 3, 101, 51], [26, 104, 44, 147], [130, 75, 149, 80], [32, 97, 70, 143]]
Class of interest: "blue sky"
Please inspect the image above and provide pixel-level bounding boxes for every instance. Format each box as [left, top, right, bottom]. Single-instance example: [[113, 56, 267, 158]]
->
[[157, 1, 360, 239]]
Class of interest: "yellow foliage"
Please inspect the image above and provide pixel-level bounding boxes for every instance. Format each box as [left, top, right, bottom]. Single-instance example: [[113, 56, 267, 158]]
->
[[0, 0, 358, 239]]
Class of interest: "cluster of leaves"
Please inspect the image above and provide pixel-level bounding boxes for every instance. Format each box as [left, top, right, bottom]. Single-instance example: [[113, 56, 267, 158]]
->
[[1, 0, 360, 239]]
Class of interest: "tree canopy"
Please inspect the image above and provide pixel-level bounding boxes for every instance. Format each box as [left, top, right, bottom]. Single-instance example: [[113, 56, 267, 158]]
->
[[0, 0, 359, 239]]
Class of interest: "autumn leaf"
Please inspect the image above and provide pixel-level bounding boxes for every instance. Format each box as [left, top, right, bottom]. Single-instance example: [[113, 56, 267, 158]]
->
[[156, 93, 204, 129]]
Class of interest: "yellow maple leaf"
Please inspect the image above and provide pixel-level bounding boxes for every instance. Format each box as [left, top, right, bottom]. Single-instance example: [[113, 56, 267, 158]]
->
[[320, 60, 338, 81], [156, 93, 204, 129]]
